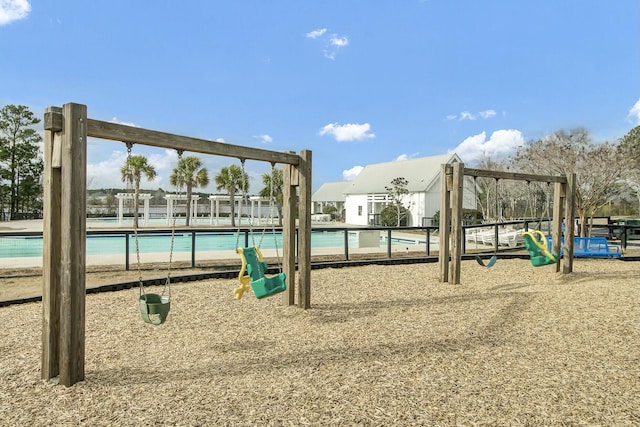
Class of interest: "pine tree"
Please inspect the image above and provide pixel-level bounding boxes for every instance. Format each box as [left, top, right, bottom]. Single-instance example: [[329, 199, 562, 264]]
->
[[0, 105, 43, 220]]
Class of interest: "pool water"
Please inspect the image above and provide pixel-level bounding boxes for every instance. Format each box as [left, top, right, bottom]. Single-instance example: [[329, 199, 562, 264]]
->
[[0, 231, 406, 258]]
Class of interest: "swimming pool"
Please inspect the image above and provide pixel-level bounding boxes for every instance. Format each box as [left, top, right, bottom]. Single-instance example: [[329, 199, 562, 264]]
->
[[0, 230, 425, 259]]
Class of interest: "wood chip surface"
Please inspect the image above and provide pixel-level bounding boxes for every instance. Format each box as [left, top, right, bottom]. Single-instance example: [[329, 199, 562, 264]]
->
[[1, 259, 639, 426]]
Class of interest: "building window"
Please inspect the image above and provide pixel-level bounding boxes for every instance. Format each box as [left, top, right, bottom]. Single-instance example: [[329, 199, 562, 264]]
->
[[358, 206, 362, 216]]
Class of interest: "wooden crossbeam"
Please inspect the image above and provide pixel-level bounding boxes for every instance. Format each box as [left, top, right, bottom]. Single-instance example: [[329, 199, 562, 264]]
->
[[464, 168, 567, 184], [86, 119, 300, 166]]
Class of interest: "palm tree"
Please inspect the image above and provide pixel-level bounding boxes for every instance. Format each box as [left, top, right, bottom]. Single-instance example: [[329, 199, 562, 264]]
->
[[259, 167, 284, 226], [170, 156, 209, 226], [214, 164, 249, 227], [120, 155, 157, 229]]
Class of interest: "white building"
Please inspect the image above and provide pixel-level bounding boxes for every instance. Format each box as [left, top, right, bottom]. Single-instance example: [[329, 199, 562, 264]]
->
[[340, 153, 474, 226], [311, 181, 350, 220]]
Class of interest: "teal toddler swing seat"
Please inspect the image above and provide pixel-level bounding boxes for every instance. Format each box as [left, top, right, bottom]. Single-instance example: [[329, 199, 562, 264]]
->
[[522, 231, 558, 267], [232, 161, 287, 300], [236, 246, 286, 299], [475, 255, 497, 268]]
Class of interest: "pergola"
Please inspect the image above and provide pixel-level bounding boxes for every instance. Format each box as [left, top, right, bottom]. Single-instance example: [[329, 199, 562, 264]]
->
[[113, 194, 273, 226], [114, 193, 153, 225], [164, 194, 201, 225], [249, 196, 276, 225], [208, 195, 273, 226]]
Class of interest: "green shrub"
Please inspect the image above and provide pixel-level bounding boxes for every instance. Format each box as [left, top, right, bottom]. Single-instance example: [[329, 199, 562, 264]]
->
[[381, 204, 408, 226], [322, 205, 338, 219]]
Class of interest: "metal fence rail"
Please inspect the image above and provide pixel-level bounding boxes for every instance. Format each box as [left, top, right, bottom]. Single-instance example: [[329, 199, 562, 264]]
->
[[1, 223, 638, 271], [0, 226, 440, 270]]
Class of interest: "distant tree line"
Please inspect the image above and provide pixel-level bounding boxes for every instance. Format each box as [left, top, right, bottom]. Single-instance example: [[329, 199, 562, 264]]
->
[[0, 105, 43, 220]]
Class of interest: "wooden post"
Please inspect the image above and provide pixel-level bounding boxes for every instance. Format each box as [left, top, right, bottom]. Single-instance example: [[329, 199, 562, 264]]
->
[[552, 182, 564, 273], [450, 162, 465, 284], [42, 107, 62, 381], [59, 103, 87, 386], [438, 164, 452, 282], [562, 173, 576, 274], [282, 162, 296, 306], [297, 150, 312, 309]]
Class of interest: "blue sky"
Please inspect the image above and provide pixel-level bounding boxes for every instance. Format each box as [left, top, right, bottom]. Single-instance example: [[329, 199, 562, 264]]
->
[[1, 1, 639, 193]]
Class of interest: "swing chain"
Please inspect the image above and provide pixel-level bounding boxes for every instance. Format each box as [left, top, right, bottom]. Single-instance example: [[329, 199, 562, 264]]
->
[[541, 182, 552, 232], [235, 159, 247, 249], [164, 149, 183, 293], [269, 163, 283, 273], [257, 162, 276, 248], [124, 142, 145, 291], [494, 178, 500, 221], [237, 159, 266, 277]]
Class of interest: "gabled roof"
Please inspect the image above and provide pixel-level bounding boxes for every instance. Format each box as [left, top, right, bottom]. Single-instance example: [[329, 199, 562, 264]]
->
[[312, 181, 350, 202], [343, 153, 461, 194]]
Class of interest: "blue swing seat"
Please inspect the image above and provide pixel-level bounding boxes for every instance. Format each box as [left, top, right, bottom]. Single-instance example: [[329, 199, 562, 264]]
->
[[236, 247, 286, 299], [475, 255, 497, 268]]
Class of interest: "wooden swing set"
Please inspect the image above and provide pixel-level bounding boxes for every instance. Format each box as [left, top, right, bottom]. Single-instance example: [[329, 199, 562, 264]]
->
[[438, 162, 577, 284], [41, 103, 313, 386]]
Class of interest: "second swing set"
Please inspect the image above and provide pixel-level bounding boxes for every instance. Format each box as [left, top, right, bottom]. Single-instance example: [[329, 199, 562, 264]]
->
[[473, 177, 558, 269]]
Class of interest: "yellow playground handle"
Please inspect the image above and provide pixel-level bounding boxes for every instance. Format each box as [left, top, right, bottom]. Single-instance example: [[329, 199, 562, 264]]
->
[[524, 230, 556, 260], [234, 247, 252, 299]]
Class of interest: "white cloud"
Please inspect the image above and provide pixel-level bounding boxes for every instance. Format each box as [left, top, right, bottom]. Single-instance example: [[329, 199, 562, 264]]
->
[[330, 35, 348, 47], [342, 166, 363, 180], [307, 28, 349, 60], [306, 28, 327, 39], [87, 148, 178, 190], [459, 111, 476, 121], [447, 109, 498, 121], [319, 122, 375, 142], [0, 0, 30, 25], [148, 149, 179, 173], [450, 129, 525, 164], [394, 153, 419, 161], [478, 109, 496, 119], [323, 35, 349, 59], [110, 117, 138, 127], [87, 150, 129, 189], [628, 98, 640, 124], [253, 134, 273, 144]]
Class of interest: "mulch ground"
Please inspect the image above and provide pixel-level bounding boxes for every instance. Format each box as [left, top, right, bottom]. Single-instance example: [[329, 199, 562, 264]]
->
[[0, 259, 638, 426]]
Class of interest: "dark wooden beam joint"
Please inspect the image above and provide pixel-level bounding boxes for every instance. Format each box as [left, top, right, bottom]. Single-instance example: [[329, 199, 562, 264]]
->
[[44, 107, 63, 132]]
